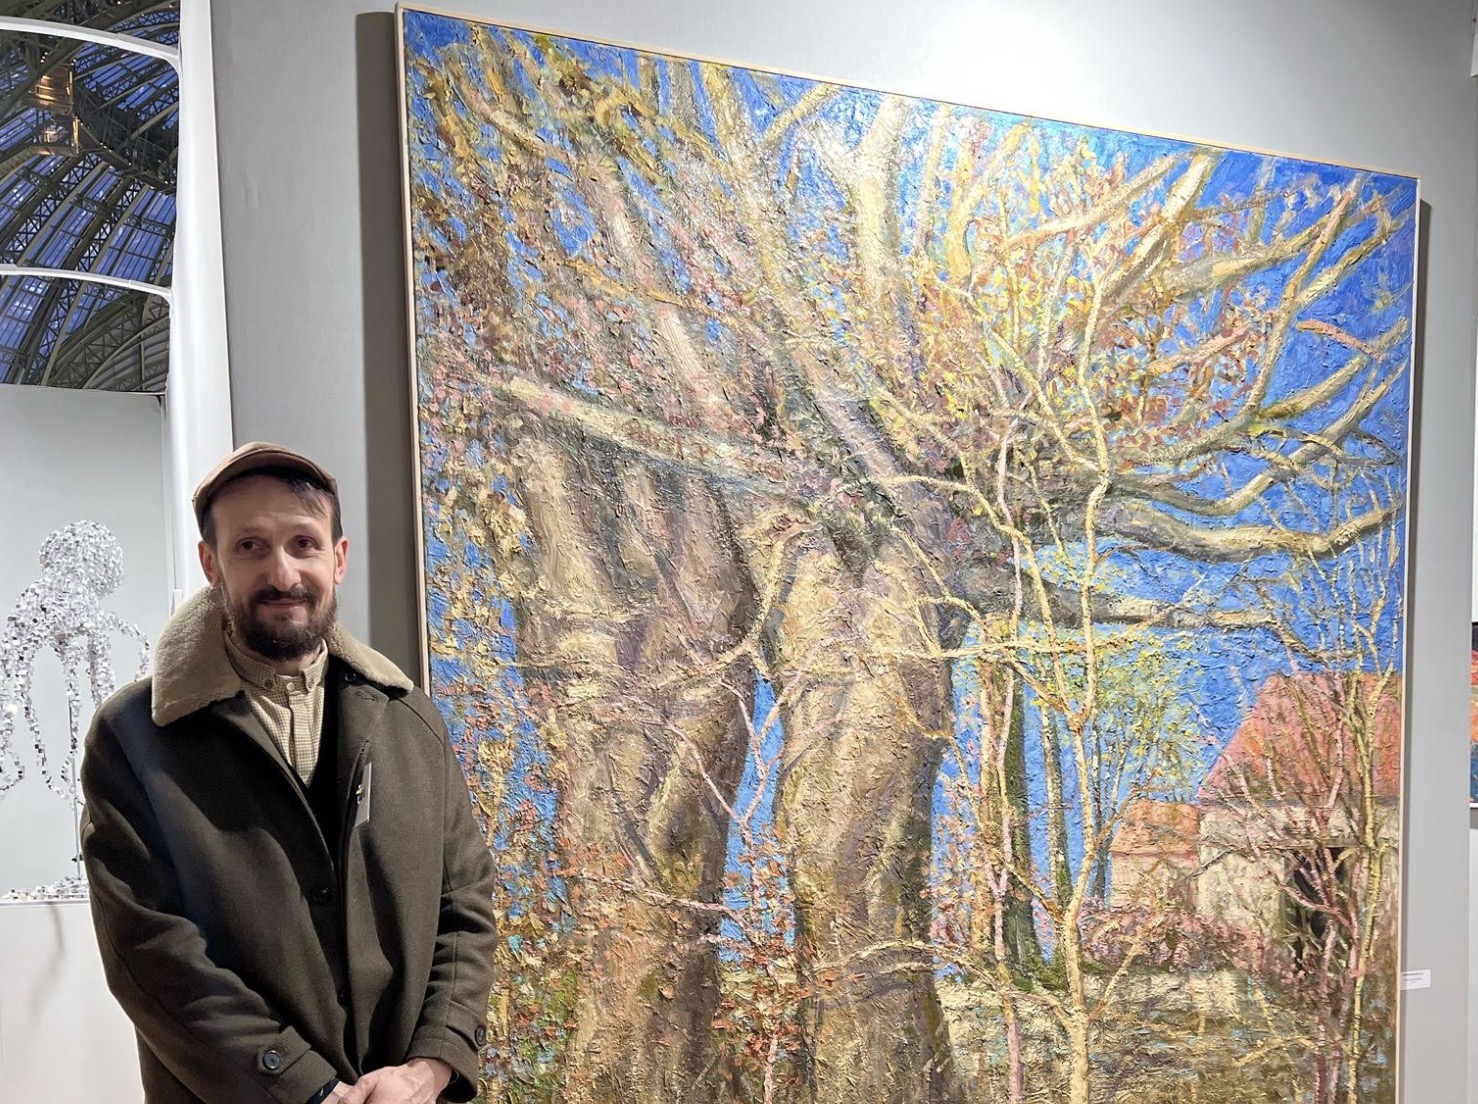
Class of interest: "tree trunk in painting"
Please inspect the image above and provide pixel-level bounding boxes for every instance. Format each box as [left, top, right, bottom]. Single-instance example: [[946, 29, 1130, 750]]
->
[[991, 674, 1044, 977], [766, 536, 961, 1104], [506, 434, 756, 1104]]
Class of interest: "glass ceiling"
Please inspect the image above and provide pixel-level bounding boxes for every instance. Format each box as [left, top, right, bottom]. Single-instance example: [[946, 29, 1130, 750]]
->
[[0, 1, 177, 393]]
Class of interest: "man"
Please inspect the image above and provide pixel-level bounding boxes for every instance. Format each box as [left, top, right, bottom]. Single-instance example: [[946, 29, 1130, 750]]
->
[[81, 442, 498, 1104]]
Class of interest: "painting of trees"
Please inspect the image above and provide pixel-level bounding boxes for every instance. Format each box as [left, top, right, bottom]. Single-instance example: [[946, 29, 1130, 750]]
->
[[398, 9, 1415, 1104]]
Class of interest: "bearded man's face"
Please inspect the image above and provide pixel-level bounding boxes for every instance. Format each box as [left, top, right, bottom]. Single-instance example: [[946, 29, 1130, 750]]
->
[[199, 474, 347, 666]]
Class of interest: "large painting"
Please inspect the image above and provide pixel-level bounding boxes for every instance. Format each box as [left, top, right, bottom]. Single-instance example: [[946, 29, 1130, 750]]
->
[[398, 9, 1415, 1104]]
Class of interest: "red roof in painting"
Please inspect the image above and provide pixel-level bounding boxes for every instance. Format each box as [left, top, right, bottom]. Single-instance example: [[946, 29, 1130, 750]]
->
[[1110, 799, 1200, 860], [1199, 673, 1402, 805]]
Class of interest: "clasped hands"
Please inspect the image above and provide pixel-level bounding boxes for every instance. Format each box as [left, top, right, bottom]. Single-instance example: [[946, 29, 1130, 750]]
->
[[328, 1058, 453, 1104]]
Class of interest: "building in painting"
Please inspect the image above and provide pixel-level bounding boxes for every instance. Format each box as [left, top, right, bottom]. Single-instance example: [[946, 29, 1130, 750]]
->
[[1107, 799, 1200, 910], [1110, 673, 1401, 932]]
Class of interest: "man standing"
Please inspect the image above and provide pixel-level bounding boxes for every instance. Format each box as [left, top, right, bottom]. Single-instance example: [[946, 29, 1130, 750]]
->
[[81, 443, 497, 1104]]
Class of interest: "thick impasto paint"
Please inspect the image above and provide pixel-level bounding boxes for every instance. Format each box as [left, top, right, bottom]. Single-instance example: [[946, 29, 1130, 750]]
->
[[399, 9, 1415, 1103]]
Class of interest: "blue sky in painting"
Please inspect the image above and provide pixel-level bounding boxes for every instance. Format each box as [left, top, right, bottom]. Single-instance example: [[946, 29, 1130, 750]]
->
[[402, 9, 1416, 946]]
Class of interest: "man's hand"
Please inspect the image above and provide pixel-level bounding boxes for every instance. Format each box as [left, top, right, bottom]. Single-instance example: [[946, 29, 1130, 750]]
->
[[335, 1058, 454, 1104]]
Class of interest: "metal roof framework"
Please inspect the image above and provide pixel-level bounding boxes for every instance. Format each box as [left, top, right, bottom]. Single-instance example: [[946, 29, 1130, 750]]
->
[[0, 0, 177, 393]]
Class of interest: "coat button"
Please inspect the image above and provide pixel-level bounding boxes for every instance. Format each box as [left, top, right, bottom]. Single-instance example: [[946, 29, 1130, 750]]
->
[[311, 886, 333, 905], [474, 1025, 487, 1046], [261, 1048, 283, 1072]]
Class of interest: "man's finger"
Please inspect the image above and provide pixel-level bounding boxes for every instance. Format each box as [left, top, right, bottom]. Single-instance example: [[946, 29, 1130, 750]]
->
[[357, 1083, 396, 1104], [334, 1080, 372, 1104]]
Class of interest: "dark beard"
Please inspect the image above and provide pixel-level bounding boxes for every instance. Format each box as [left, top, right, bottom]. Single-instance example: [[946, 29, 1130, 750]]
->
[[225, 583, 336, 662]]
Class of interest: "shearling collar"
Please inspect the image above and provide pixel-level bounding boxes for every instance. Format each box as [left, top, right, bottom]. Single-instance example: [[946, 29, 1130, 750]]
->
[[151, 585, 414, 726]]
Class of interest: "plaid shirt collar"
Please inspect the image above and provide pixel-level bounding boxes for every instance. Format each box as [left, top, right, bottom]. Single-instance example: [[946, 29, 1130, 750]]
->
[[222, 629, 329, 692]]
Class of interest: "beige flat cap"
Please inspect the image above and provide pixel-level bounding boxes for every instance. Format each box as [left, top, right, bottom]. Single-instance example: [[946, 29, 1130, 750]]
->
[[192, 441, 338, 531]]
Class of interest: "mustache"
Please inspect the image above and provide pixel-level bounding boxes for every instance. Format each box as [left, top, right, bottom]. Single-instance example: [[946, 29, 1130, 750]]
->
[[251, 584, 318, 604]]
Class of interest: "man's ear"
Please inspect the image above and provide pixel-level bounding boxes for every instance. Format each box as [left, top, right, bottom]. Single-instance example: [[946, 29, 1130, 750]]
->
[[198, 540, 220, 586], [332, 537, 349, 586]]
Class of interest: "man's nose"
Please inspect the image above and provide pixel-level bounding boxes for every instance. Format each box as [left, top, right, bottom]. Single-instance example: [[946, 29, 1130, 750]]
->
[[264, 547, 299, 590]]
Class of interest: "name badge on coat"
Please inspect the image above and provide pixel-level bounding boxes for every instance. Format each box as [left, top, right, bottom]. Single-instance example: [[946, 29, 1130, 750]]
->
[[352, 762, 373, 829]]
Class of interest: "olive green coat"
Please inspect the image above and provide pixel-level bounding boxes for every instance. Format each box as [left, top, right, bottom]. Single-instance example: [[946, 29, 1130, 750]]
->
[[80, 587, 497, 1104]]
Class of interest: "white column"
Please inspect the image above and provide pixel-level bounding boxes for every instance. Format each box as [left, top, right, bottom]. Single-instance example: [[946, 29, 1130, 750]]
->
[[166, 0, 234, 608]]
